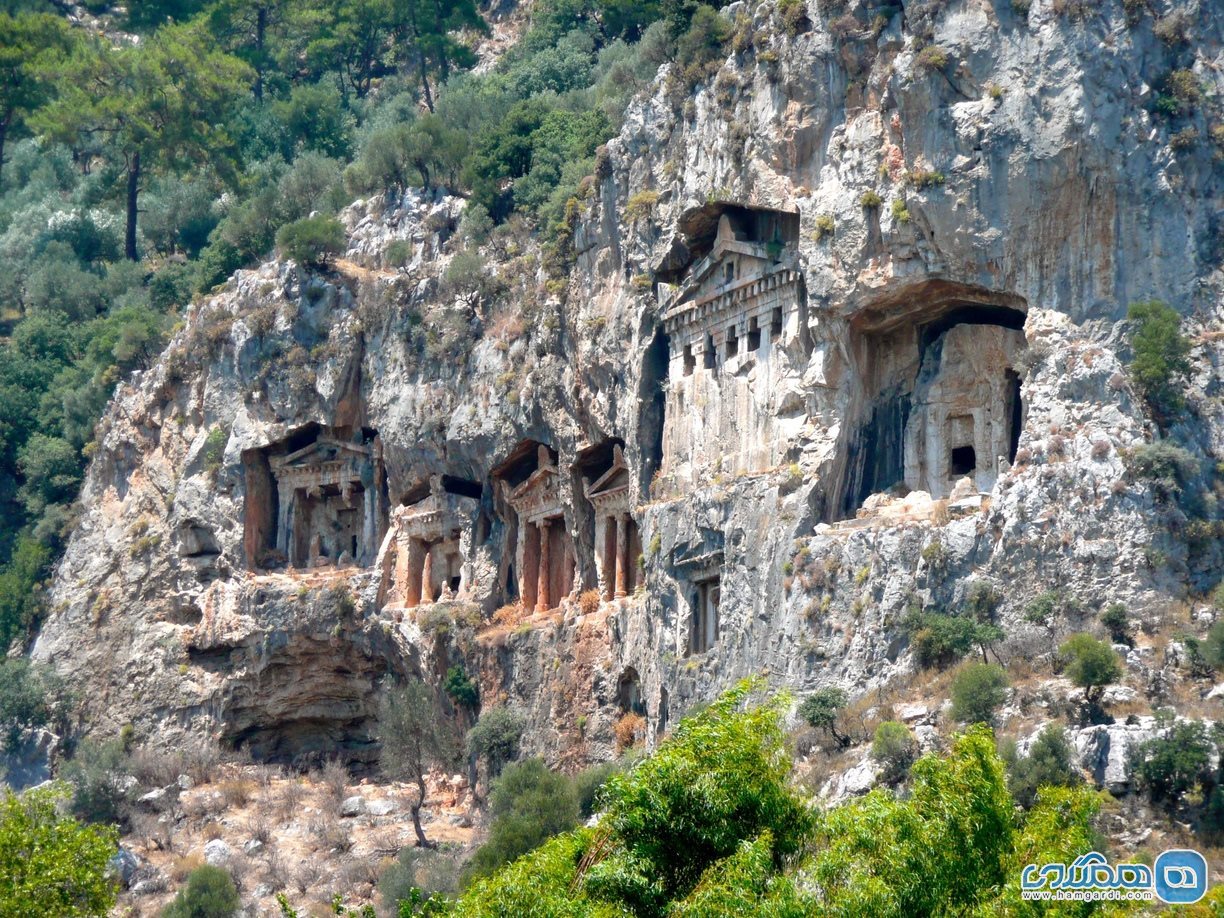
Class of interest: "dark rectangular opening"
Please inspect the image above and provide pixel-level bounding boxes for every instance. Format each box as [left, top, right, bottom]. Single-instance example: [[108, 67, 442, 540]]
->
[[747, 317, 760, 351], [770, 307, 783, 339], [683, 344, 695, 376], [703, 335, 715, 370], [950, 445, 977, 476], [726, 326, 738, 359]]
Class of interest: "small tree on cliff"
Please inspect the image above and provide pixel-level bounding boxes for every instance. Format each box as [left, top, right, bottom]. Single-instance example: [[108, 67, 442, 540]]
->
[[378, 679, 455, 849]]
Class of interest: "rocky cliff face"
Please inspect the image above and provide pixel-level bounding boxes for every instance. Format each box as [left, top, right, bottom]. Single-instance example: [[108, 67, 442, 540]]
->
[[32, 0, 1224, 779]]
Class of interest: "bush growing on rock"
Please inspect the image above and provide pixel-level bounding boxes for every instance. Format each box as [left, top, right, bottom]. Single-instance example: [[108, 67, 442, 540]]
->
[[1058, 633, 1122, 702], [871, 721, 917, 783], [0, 783, 117, 917], [1126, 440, 1200, 503], [950, 662, 1009, 725], [466, 707, 524, 780], [62, 738, 137, 828], [1099, 603, 1132, 646], [1204, 619, 1224, 670], [162, 864, 240, 918], [274, 215, 345, 267], [799, 686, 850, 747], [1004, 724, 1082, 809], [444, 665, 479, 711], [1126, 299, 1190, 421], [1130, 719, 1215, 804], [0, 658, 67, 754]]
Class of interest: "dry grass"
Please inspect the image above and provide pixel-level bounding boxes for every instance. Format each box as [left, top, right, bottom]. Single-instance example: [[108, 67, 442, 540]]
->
[[578, 589, 602, 616], [614, 713, 646, 752], [318, 759, 350, 807], [278, 778, 307, 819], [218, 778, 257, 808], [169, 853, 204, 883], [490, 602, 526, 627], [308, 812, 352, 853]]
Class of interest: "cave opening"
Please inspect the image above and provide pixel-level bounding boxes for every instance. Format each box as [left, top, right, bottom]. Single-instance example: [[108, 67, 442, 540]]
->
[[638, 329, 669, 493], [833, 292, 1028, 519]]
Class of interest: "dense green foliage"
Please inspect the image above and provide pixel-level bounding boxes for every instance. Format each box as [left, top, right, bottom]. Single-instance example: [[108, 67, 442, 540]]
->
[[443, 664, 479, 710], [0, 0, 738, 645], [0, 782, 118, 917], [463, 758, 581, 882], [62, 737, 136, 827], [0, 657, 68, 754], [798, 686, 850, 746], [1004, 724, 1083, 809], [1058, 633, 1123, 699], [1126, 299, 1191, 422], [870, 720, 917, 783], [448, 689, 1110, 918], [949, 662, 1009, 725], [162, 864, 240, 918], [465, 706, 524, 780], [1130, 718, 1216, 804]]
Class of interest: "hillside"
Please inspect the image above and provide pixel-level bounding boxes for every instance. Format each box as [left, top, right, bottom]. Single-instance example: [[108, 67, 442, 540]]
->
[[0, 0, 1222, 913]]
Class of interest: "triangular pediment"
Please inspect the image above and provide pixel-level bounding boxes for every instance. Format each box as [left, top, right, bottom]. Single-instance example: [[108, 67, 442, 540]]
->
[[278, 438, 370, 469]]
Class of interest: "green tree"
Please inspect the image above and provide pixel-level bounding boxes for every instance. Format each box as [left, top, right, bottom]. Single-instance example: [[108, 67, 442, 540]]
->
[[1204, 619, 1224, 670], [871, 720, 917, 783], [34, 23, 252, 260], [391, 0, 487, 113], [0, 535, 50, 650], [1131, 719, 1214, 804], [275, 215, 345, 266], [466, 706, 523, 781], [443, 665, 479, 710], [1100, 603, 1131, 646], [0, 659, 66, 754], [1127, 299, 1191, 421], [62, 738, 136, 827], [950, 662, 1009, 725], [378, 680, 455, 849], [207, 0, 288, 101], [1059, 633, 1122, 702], [0, 783, 118, 917], [463, 758, 580, 881], [1005, 724, 1082, 809], [162, 864, 240, 918], [0, 12, 73, 190], [798, 686, 850, 747]]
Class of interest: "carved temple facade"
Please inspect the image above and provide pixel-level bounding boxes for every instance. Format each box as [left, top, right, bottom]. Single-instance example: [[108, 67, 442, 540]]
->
[[501, 445, 577, 612], [244, 426, 388, 570], [657, 206, 805, 483], [584, 445, 642, 601], [391, 476, 477, 608]]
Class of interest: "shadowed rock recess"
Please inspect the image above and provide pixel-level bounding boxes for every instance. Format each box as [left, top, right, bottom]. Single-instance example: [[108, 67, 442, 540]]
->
[[32, 0, 1224, 772]]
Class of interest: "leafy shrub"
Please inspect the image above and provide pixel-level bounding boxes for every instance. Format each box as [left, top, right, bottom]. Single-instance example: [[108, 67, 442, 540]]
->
[[798, 687, 849, 746], [1005, 724, 1082, 808], [871, 721, 917, 783], [163, 864, 240, 918], [950, 662, 1009, 724], [0, 783, 117, 917], [466, 707, 524, 780], [274, 215, 345, 267], [0, 659, 67, 754], [890, 199, 910, 223], [1130, 720, 1214, 803], [624, 190, 660, 223], [1127, 441, 1199, 503], [573, 758, 624, 819], [1126, 299, 1190, 420], [1058, 633, 1122, 700], [201, 427, 227, 480], [62, 738, 136, 827], [859, 190, 882, 207], [1204, 620, 1224, 670], [463, 758, 579, 882], [1099, 603, 1131, 645], [444, 665, 479, 710], [915, 45, 949, 72], [904, 606, 1002, 669], [813, 213, 834, 240], [675, 5, 732, 84]]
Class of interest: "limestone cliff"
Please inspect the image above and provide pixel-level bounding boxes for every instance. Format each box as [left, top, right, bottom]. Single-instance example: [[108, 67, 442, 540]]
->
[[32, 0, 1224, 784]]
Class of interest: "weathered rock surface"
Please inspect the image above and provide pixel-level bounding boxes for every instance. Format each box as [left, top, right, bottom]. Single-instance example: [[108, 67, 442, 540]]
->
[[29, 0, 1224, 776]]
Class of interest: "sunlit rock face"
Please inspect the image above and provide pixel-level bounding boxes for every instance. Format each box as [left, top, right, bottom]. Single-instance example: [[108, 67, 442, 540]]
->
[[32, 1, 1224, 767]]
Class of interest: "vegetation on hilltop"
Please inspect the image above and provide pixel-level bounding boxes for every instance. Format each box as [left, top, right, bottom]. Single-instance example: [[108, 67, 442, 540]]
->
[[0, 0, 739, 649]]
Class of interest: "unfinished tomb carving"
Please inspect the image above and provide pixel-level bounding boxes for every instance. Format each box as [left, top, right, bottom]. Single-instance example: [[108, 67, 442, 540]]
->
[[835, 297, 1027, 517], [244, 425, 388, 569], [656, 205, 804, 483], [498, 444, 576, 612]]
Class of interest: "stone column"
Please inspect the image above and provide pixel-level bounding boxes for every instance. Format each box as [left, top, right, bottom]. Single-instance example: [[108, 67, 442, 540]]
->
[[614, 513, 629, 599], [421, 544, 435, 605], [275, 480, 292, 556], [404, 538, 425, 609], [362, 481, 376, 566], [536, 519, 551, 612]]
